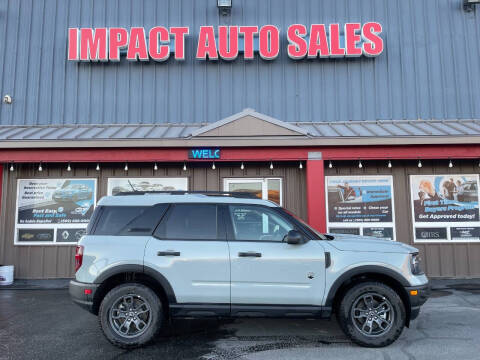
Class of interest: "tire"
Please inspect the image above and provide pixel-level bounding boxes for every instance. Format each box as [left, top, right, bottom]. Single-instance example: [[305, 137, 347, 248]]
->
[[99, 283, 164, 349], [336, 281, 406, 347]]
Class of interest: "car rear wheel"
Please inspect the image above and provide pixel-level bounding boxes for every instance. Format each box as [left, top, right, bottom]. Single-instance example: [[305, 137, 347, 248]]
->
[[337, 281, 406, 347], [99, 283, 164, 349]]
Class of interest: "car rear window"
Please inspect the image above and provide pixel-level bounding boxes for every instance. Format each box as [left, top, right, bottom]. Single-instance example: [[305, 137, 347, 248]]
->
[[93, 204, 168, 236]]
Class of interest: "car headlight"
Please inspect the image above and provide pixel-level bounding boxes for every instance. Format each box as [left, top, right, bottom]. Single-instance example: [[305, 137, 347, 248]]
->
[[410, 253, 424, 275]]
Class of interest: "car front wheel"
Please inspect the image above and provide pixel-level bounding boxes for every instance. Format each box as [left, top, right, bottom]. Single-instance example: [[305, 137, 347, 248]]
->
[[99, 283, 164, 349], [337, 281, 406, 347]]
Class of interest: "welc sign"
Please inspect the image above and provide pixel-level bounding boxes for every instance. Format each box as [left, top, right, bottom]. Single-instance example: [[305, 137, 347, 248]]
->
[[188, 148, 221, 160], [67, 23, 383, 62]]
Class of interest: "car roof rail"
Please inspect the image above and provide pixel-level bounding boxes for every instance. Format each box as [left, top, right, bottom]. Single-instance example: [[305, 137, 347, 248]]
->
[[113, 190, 259, 199]]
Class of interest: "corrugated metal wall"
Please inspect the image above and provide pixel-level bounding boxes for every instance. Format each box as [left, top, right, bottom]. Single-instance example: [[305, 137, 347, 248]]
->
[[0, 0, 479, 125], [0, 162, 306, 278], [325, 160, 480, 278]]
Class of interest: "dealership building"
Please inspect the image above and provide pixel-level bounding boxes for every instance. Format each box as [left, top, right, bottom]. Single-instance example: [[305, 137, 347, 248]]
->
[[1, 0, 480, 279]]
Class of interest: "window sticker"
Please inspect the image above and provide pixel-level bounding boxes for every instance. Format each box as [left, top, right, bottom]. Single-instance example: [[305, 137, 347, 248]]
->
[[326, 175, 396, 240], [410, 175, 480, 243], [15, 179, 97, 245]]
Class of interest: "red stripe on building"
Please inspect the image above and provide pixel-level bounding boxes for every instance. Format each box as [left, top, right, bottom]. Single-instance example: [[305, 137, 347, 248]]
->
[[1, 144, 480, 163], [0, 164, 3, 216]]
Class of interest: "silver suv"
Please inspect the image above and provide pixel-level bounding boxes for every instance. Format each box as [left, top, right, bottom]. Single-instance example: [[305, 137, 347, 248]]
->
[[69, 192, 429, 348]]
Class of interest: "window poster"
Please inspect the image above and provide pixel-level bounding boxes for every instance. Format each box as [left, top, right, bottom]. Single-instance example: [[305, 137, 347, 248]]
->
[[410, 174, 480, 242], [326, 175, 396, 240], [15, 179, 97, 244], [107, 178, 188, 195]]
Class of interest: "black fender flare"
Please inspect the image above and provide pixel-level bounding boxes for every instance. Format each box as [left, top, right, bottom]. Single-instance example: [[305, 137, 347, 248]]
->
[[325, 265, 411, 308], [94, 264, 177, 304]]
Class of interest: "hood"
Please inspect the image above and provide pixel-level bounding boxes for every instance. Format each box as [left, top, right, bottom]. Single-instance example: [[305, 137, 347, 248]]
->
[[326, 233, 418, 254]]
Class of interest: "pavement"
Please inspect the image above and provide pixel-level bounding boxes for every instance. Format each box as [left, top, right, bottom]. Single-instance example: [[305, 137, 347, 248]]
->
[[1, 280, 480, 360]]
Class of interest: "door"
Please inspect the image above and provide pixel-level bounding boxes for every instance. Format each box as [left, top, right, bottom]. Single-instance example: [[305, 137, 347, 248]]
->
[[225, 204, 326, 306], [144, 203, 230, 304]]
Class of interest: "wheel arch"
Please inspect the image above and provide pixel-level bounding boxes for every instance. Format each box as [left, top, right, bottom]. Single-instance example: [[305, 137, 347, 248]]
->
[[91, 264, 177, 315], [326, 265, 412, 326]]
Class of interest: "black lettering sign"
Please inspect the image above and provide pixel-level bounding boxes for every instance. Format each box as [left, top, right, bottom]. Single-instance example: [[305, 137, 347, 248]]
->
[[363, 227, 394, 240], [450, 227, 480, 241], [329, 227, 360, 235], [415, 227, 447, 241]]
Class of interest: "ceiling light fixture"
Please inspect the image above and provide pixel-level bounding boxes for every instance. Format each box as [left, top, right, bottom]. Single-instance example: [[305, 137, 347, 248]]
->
[[464, 0, 480, 12], [217, 0, 232, 15]]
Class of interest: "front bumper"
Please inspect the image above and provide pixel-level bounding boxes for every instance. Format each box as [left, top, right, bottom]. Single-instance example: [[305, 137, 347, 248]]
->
[[405, 282, 430, 320], [69, 280, 99, 314]]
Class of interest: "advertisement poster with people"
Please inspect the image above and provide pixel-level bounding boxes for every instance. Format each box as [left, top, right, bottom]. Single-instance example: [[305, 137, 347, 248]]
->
[[15, 179, 96, 244], [410, 174, 480, 242], [326, 176, 396, 240], [107, 178, 188, 195]]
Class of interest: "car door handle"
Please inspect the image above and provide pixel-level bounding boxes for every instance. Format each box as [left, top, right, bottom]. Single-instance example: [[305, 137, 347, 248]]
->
[[157, 251, 181, 256], [238, 252, 262, 258]]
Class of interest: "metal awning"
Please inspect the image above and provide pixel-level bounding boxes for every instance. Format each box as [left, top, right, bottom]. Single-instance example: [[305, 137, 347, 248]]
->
[[1, 109, 480, 148]]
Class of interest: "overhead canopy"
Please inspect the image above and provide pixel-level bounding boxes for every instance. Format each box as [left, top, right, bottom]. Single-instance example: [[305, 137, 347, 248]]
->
[[0, 108, 479, 148]]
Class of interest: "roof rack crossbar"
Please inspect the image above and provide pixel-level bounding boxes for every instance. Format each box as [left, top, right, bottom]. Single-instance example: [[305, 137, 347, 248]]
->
[[113, 190, 259, 199]]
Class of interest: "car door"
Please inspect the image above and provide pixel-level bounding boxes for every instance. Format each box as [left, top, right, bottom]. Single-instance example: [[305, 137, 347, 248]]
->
[[225, 204, 326, 307], [144, 203, 230, 307]]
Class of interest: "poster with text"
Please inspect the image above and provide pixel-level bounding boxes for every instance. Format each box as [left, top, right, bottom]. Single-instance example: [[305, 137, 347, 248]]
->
[[107, 178, 188, 195], [15, 179, 96, 244], [326, 175, 396, 240], [410, 174, 480, 242]]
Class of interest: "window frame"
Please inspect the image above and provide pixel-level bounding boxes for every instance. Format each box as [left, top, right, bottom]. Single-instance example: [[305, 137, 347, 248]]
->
[[223, 177, 283, 206], [92, 203, 169, 236], [153, 203, 226, 241], [223, 203, 303, 243]]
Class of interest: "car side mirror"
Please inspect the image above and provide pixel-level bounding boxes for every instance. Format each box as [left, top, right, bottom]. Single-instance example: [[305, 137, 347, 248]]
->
[[285, 230, 303, 245]]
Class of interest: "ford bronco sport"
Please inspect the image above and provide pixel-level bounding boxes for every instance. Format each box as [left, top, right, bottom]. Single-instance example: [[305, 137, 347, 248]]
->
[[70, 191, 429, 348]]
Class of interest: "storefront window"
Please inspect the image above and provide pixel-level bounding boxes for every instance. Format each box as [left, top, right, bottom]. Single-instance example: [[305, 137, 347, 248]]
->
[[325, 175, 396, 241], [15, 179, 97, 245], [410, 174, 480, 243], [224, 178, 283, 205]]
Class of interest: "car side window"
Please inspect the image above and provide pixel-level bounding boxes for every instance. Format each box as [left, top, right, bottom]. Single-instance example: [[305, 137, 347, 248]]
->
[[154, 204, 218, 240], [228, 205, 294, 241], [94, 204, 168, 236]]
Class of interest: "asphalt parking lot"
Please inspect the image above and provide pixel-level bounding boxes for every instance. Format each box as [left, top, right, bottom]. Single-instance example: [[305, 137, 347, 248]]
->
[[1, 281, 480, 360]]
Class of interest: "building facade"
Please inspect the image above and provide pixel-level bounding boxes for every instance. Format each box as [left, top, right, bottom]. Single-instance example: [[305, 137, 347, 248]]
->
[[1, 0, 480, 279]]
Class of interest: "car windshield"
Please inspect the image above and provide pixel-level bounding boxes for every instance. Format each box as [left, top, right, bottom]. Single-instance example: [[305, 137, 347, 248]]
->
[[280, 207, 328, 240]]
